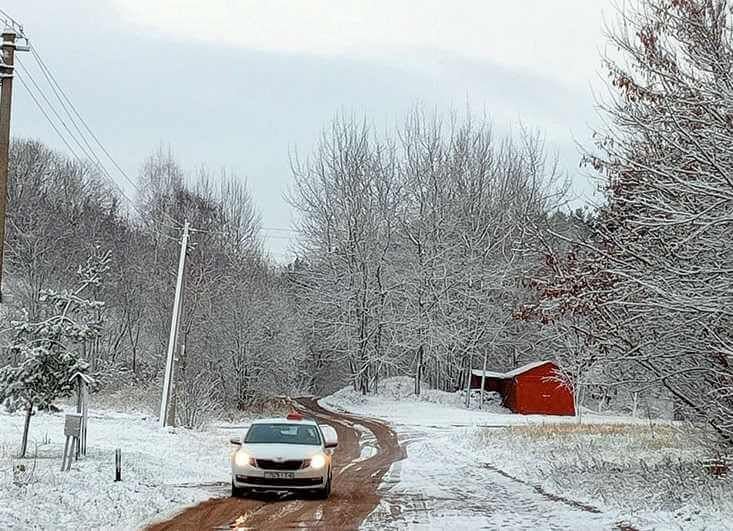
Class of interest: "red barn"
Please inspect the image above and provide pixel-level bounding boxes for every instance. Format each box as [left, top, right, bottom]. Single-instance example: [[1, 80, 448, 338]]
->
[[470, 360, 575, 416]]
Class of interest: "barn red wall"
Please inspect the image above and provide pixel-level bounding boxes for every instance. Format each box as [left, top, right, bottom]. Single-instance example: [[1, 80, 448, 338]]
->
[[469, 362, 575, 416], [513, 363, 575, 416]]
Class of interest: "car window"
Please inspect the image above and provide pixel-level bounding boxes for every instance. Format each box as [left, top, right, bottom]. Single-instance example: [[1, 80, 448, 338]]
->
[[245, 423, 322, 445]]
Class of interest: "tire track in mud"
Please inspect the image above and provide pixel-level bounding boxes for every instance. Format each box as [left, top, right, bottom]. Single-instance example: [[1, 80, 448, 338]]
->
[[146, 397, 404, 530]]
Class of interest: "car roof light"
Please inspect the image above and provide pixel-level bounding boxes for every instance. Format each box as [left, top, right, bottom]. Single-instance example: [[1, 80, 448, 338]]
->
[[286, 411, 304, 420]]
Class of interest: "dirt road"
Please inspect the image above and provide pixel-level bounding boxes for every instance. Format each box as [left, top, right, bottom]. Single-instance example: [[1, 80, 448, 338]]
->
[[147, 398, 404, 530]]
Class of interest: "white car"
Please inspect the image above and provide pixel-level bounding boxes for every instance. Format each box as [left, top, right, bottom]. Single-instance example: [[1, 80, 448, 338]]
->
[[230, 412, 338, 498]]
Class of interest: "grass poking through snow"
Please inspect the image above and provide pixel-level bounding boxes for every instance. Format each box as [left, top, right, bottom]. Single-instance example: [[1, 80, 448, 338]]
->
[[472, 422, 733, 529]]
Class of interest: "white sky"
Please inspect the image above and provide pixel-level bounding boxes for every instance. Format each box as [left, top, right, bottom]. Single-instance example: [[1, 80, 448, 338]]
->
[[113, 0, 605, 87], [12, 1, 615, 262]]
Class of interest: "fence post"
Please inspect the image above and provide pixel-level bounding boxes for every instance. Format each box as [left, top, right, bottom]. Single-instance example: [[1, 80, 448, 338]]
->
[[115, 449, 121, 481]]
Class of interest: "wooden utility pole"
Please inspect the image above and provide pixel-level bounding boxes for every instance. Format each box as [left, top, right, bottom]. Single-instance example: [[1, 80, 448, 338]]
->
[[0, 26, 28, 303], [0, 29, 16, 303], [160, 221, 189, 428]]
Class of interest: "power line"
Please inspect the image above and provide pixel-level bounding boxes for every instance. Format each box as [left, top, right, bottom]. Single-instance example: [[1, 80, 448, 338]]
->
[[0, 9, 27, 40], [16, 57, 101, 167], [16, 67, 186, 244], [15, 71, 82, 161], [22, 53, 104, 175], [15, 67, 136, 206], [14, 30, 294, 249], [29, 45, 143, 196]]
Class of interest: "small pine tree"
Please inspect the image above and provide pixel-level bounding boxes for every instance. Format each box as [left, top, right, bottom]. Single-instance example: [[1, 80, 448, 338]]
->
[[0, 248, 110, 457]]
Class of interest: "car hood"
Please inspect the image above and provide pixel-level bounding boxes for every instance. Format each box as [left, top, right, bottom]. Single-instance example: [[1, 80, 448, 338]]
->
[[241, 443, 323, 460]]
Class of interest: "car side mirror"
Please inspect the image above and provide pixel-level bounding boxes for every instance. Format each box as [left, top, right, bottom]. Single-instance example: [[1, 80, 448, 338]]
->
[[320, 424, 338, 448], [230, 437, 242, 446]]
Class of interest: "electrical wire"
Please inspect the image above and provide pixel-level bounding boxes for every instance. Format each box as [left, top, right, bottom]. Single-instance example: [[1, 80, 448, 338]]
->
[[29, 45, 143, 196], [10, 15, 296, 252], [0, 9, 26, 40], [15, 71, 82, 162], [16, 68, 185, 244], [16, 67, 136, 208], [16, 57, 101, 167]]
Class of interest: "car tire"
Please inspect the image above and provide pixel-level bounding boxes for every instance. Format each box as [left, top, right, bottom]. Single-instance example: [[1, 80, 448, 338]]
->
[[315, 472, 332, 499], [232, 481, 246, 498]]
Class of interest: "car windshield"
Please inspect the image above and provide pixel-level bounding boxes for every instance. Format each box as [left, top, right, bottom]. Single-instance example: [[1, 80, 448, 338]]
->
[[245, 423, 322, 445]]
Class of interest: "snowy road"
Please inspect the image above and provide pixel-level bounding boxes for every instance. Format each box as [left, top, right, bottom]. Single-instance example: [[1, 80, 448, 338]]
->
[[362, 423, 618, 530], [147, 397, 405, 530]]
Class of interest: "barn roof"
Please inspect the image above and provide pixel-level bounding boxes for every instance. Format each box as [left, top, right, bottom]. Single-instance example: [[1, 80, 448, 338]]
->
[[471, 360, 557, 379]]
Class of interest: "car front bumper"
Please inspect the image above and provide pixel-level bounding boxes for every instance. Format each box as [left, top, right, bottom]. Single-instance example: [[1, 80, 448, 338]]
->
[[233, 474, 326, 489], [232, 464, 327, 490]]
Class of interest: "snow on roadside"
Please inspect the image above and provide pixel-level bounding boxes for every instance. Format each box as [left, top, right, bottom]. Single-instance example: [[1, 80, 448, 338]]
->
[[0, 407, 250, 530], [323, 377, 732, 530]]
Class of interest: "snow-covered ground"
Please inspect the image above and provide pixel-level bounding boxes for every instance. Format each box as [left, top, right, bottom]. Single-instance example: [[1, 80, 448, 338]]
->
[[0, 406, 249, 530], [323, 376, 668, 428], [323, 377, 733, 530]]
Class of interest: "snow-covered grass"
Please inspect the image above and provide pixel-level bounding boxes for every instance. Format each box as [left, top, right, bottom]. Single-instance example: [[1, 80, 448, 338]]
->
[[324, 377, 733, 530], [470, 423, 733, 529], [0, 406, 251, 530]]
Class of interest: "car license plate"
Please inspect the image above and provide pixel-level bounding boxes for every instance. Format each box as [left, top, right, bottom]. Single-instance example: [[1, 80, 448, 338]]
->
[[264, 471, 294, 480]]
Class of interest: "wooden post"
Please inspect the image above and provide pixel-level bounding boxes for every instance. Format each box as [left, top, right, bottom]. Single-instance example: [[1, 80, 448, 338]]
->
[[115, 449, 121, 481], [81, 384, 88, 455], [0, 29, 16, 302], [61, 436, 71, 471], [70, 372, 92, 456]]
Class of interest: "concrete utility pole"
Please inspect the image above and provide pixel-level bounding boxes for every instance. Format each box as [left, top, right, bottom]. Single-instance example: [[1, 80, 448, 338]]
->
[[160, 220, 190, 428]]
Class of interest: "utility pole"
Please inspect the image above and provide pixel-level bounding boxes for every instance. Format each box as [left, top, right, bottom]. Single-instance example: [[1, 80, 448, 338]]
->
[[0, 27, 28, 303], [160, 220, 189, 428], [166, 265, 185, 427]]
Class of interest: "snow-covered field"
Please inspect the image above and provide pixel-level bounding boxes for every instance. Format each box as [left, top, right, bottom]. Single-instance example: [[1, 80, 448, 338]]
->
[[323, 377, 733, 530], [323, 376, 667, 428], [0, 406, 249, 530], [3, 377, 731, 530]]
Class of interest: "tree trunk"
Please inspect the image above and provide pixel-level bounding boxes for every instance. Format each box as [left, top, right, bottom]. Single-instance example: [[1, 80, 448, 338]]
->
[[464, 352, 473, 408], [19, 404, 33, 458], [414, 345, 423, 395], [632, 391, 638, 418]]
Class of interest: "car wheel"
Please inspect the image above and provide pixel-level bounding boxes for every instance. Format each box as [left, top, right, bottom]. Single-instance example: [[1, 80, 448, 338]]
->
[[232, 481, 246, 498], [316, 472, 332, 499]]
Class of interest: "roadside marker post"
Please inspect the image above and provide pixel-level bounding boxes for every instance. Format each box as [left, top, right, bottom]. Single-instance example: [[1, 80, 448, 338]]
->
[[115, 449, 121, 481]]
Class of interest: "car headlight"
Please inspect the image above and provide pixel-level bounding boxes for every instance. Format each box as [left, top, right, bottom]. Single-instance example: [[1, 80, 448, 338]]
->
[[235, 451, 254, 467], [310, 453, 326, 470]]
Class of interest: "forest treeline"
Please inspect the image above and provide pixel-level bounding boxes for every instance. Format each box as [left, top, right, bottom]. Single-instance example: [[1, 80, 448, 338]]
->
[[3, 0, 733, 448]]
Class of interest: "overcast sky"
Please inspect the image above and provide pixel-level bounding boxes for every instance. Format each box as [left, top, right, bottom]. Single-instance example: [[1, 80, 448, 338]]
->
[[9, 1, 614, 261]]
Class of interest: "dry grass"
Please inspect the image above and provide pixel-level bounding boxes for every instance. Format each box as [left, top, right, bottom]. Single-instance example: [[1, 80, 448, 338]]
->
[[507, 422, 686, 443], [509, 423, 643, 438], [473, 419, 733, 524], [485, 422, 695, 453]]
